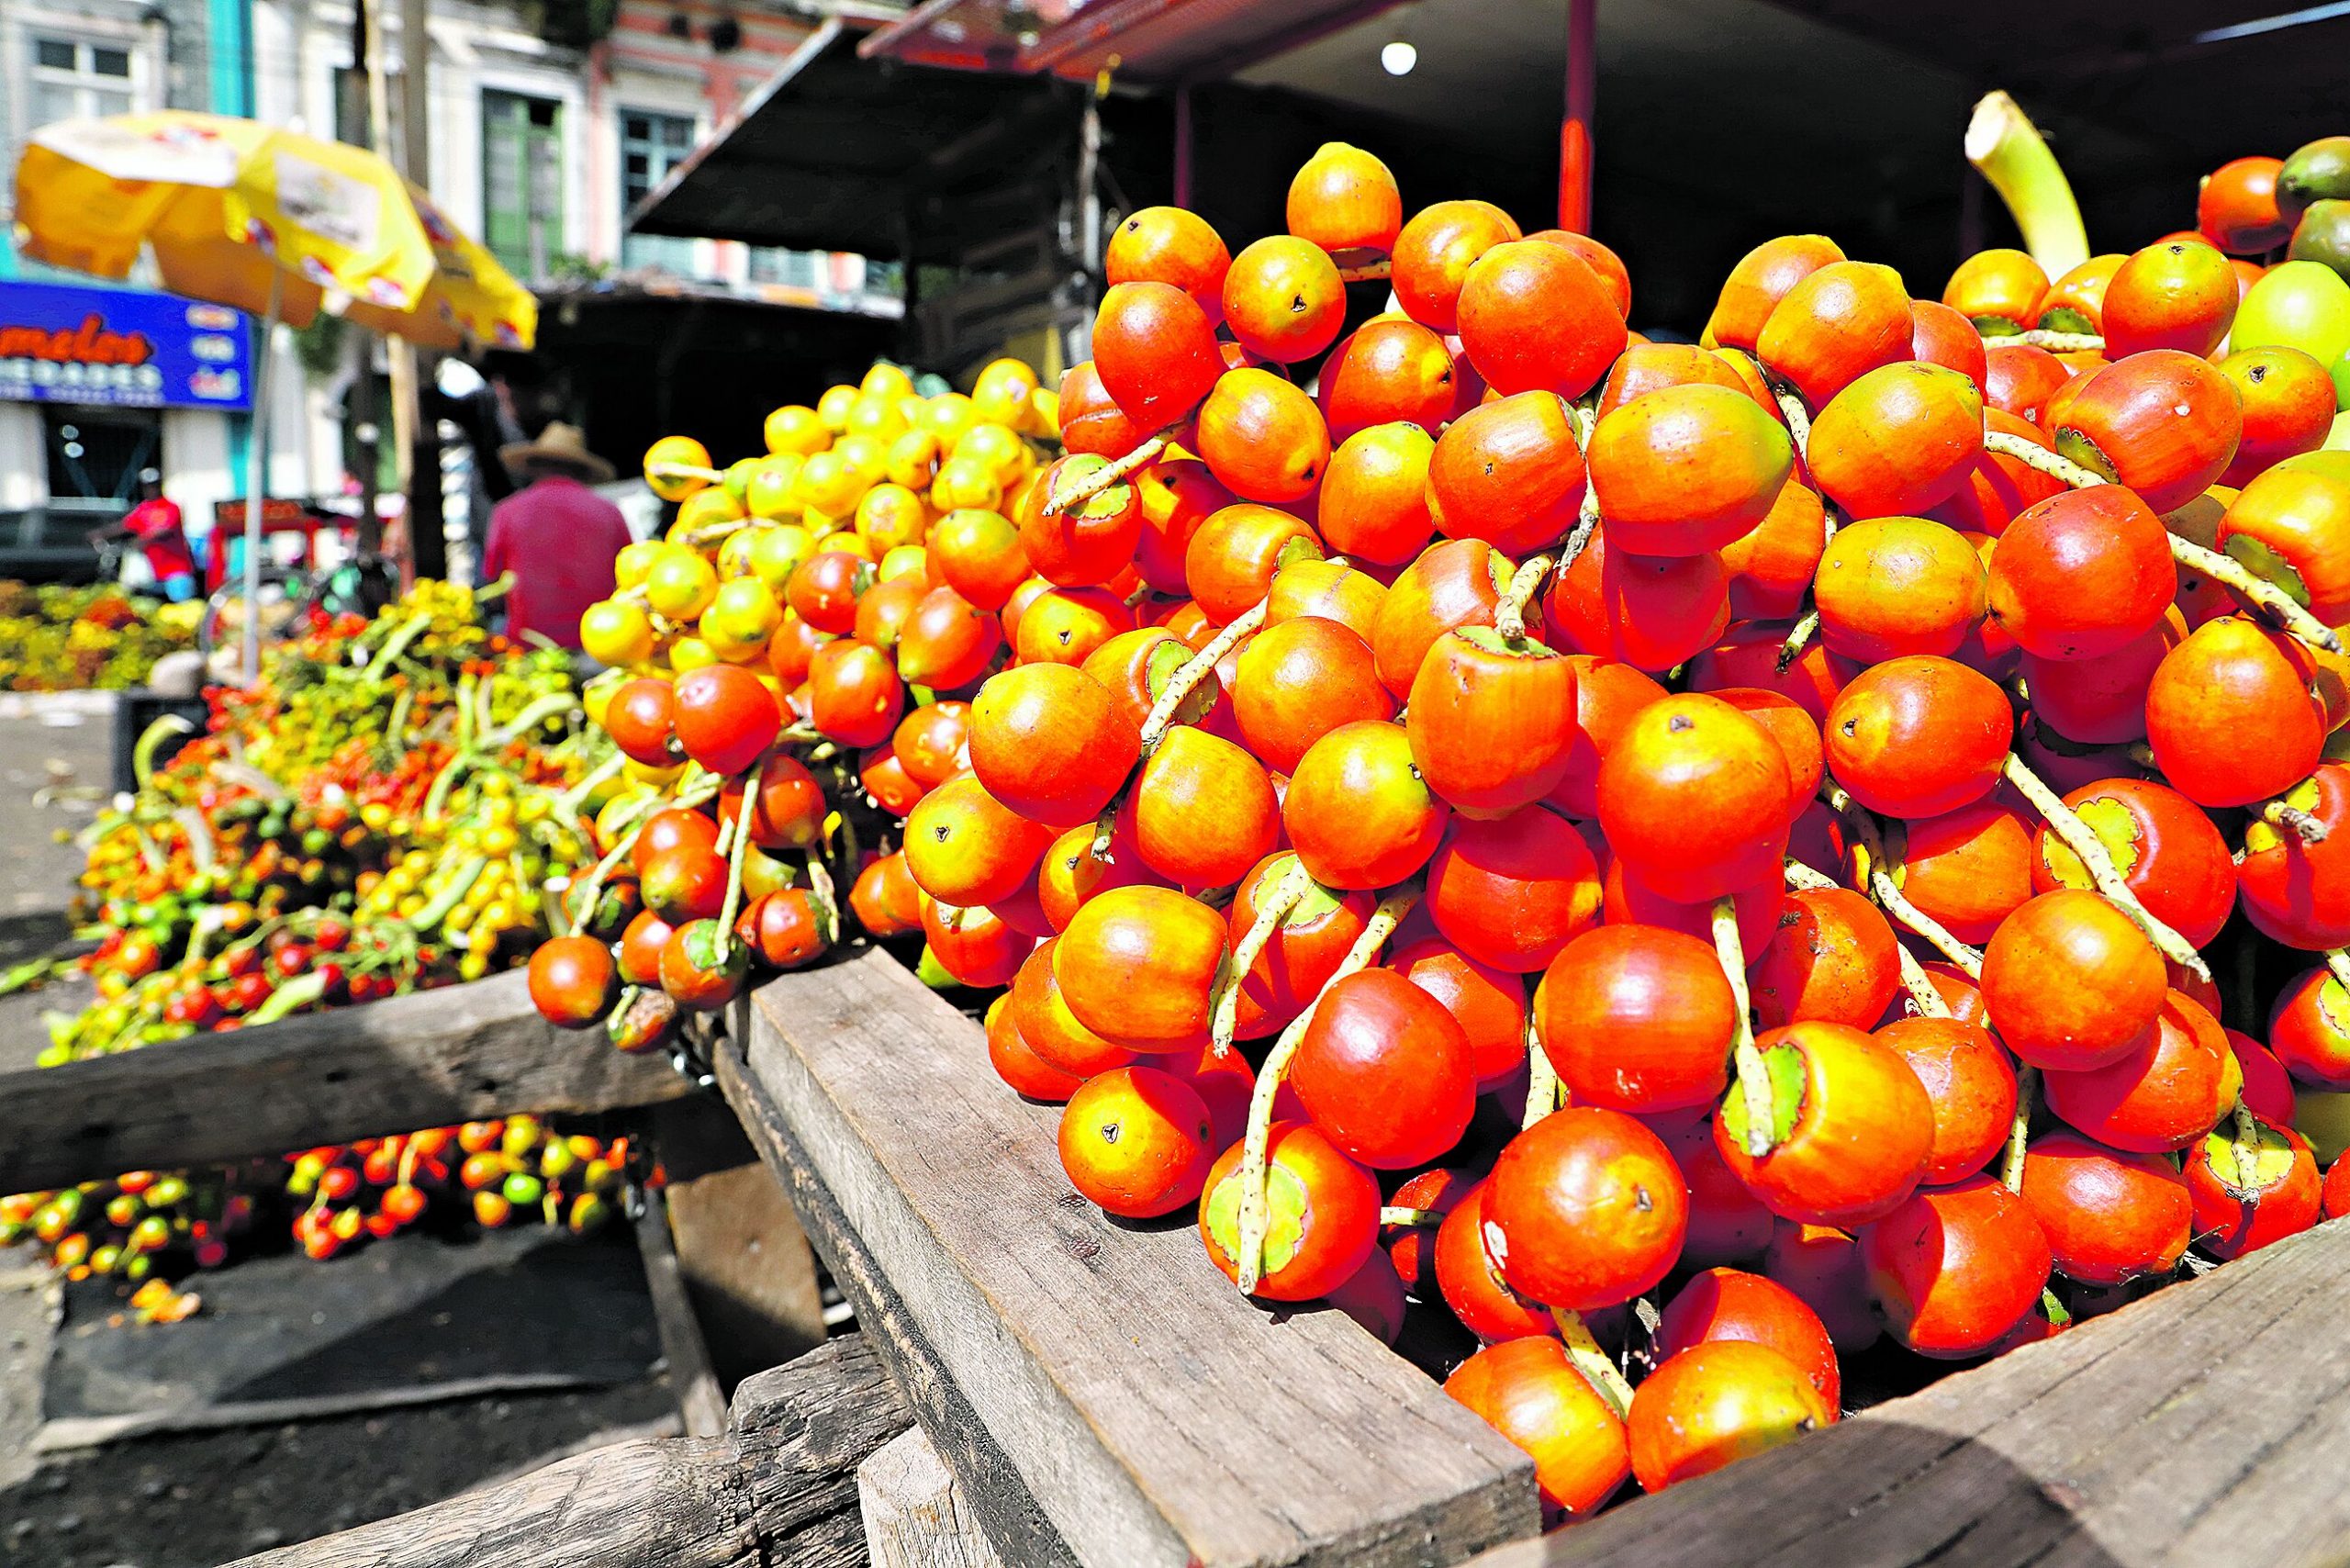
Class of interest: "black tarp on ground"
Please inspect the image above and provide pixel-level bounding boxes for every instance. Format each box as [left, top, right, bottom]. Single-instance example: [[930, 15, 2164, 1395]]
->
[[39, 1225, 659, 1447]]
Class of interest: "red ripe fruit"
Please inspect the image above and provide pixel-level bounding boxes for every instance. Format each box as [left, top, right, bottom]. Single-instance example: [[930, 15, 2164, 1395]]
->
[[1875, 1014, 2018, 1185], [1392, 935, 1528, 1089], [968, 663, 1142, 830], [1597, 693, 1792, 904], [605, 677, 679, 767], [2019, 1130, 2192, 1284], [1627, 1341, 1835, 1492], [1860, 1175, 2052, 1359], [1747, 887, 1900, 1032], [1455, 240, 1628, 400], [1715, 1022, 1935, 1228], [1488, 1106, 1689, 1310], [1979, 888, 2167, 1071], [1539, 924, 1736, 1115], [1406, 630, 1580, 816], [1426, 807, 1602, 973], [1655, 1267, 1841, 1408], [2184, 1121, 2321, 1260], [1290, 969, 1476, 1170], [1986, 486, 2177, 661], [1443, 1338, 1629, 1521], [1093, 281, 1225, 429], [1317, 319, 1459, 441]]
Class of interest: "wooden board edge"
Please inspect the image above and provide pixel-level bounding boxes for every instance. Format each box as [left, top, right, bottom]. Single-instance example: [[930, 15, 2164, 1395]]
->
[[634, 1189, 729, 1439], [713, 1036, 1085, 1568], [0, 969, 694, 1193], [729, 957, 1539, 1568], [31, 1369, 624, 1453]]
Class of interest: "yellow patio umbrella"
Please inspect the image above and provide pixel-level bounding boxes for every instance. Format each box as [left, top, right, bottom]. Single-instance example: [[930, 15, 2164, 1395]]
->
[[12, 110, 537, 678]]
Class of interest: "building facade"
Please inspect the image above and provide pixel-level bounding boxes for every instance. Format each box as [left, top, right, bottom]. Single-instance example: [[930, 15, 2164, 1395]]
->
[[0, 0, 899, 577]]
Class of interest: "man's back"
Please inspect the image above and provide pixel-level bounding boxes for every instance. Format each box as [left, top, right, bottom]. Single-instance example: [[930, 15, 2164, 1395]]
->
[[483, 476, 634, 650]]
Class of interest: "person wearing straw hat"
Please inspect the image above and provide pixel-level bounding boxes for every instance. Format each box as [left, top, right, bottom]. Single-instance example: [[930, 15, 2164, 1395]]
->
[[483, 421, 632, 651]]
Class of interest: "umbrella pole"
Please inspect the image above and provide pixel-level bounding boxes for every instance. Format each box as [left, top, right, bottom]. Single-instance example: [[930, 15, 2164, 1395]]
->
[[241, 272, 281, 687]]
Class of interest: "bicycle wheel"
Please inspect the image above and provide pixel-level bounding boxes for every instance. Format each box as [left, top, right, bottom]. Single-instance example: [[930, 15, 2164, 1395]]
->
[[198, 566, 306, 659], [305, 554, 401, 623]]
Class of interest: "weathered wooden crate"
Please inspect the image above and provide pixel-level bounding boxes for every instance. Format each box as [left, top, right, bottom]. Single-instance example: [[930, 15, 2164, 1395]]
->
[[21, 943, 2350, 1568], [711, 947, 2350, 1568], [716, 947, 1538, 1568]]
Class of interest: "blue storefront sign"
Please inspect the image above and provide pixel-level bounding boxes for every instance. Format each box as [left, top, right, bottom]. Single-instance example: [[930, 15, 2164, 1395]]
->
[[0, 280, 252, 411]]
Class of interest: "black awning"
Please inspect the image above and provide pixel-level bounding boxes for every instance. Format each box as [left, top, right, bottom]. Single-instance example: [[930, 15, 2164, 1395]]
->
[[628, 18, 1084, 261]]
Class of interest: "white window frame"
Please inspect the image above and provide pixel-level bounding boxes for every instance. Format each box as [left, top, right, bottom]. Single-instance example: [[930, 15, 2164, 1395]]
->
[[21, 19, 151, 126], [6, 9, 155, 209]]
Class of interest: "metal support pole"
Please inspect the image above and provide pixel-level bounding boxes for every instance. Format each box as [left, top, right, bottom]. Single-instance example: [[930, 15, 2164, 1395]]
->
[[1078, 93, 1103, 278], [1558, 0, 1596, 232], [241, 271, 280, 687], [1173, 82, 1193, 208]]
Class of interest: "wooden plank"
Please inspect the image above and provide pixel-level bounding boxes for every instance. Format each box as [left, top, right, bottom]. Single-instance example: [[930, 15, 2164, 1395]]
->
[[0, 969, 692, 1193], [635, 1189, 729, 1439], [859, 1426, 1008, 1568], [714, 1038, 1079, 1568], [1472, 1215, 2350, 1568], [223, 1330, 912, 1568], [652, 1095, 827, 1383], [730, 947, 1539, 1568]]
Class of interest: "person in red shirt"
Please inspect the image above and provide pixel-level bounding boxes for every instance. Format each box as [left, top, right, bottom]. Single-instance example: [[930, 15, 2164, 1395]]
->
[[482, 422, 634, 651], [95, 477, 199, 602]]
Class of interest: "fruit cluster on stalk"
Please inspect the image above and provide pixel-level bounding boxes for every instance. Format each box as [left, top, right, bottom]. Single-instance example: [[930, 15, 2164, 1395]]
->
[[5, 585, 644, 1311], [530, 126, 2350, 1522]]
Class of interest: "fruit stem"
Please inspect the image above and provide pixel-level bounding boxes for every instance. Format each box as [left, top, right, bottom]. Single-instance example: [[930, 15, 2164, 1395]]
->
[[2000, 754, 2213, 984], [714, 780, 759, 955], [1562, 486, 1602, 568], [566, 776, 722, 927], [2167, 536, 2343, 654], [1764, 372, 1812, 462], [806, 852, 841, 946], [2329, 948, 2350, 994], [1981, 429, 2108, 488], [2002, 1065, 2037, 1193], [1039, 434, 1169, 518], [2262, 799, 2331, 845], [2227, 1105, 2268, 1204], [1139, 600, 1268, 755], [680, 517, 755, 551], [1522, 1008, 1560, 1131], [1781, 858, 1836, 892], [1965, 91, 2091, 280], [1495, 555, 1554, 642], [1839, 806, 1986, 980], [1210, 857, 1315, 1055], [1235, 885, 1417, 1295], [1550, 1305, 1636, 1417], [1378, 1205, 1443, 1227], [2013, 329, 2104, 353], [1774, 610, 1820, 676], [554, 750, 628, 822], [1336, 260, 1392, 283], [935, 902, 966, 935], [1712, 896, 1776, 1159], [1087, 800, 1118, 861]]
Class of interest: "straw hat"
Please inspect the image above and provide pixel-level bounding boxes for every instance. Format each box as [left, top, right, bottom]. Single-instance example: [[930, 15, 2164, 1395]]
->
[[499, 421, 616, 483]]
